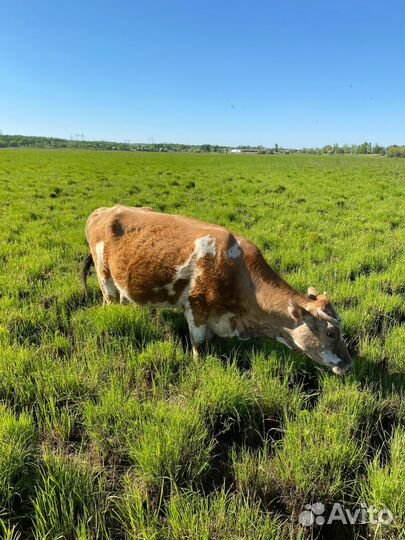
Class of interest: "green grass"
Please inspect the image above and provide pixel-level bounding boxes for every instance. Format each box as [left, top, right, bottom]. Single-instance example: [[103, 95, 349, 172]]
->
[[364, 426, 405, 538], [0, 406, 36, 518], [271, 381, 377, 506], [32, 449, 107, 539], [0, 149, 405, 538]]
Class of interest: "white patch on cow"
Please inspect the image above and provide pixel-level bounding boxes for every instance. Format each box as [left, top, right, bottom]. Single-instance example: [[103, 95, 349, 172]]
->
[[96, 241, 104, 266], [186, 236, 216, 308], [168, 239, 206, 308], [320, 350, 341, 366], [137, 251, 195, 309], [184, 306, 208, 358], [195, 235, 216, 258], [141, 235, 216, 312], [103, 277, 118, 298], [276, 336, 292, 349], [150, 250, 196, 304], [188, 318, 207, 343], [332, 365, 345, 375], [115, 283, 135, 304], [208, 312, 240, 338], [176, 252, 194, 280], [227, 240, 242, 259]]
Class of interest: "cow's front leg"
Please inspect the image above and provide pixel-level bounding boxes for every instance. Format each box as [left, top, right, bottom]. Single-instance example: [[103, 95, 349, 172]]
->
[[184, 309, 213, 357]]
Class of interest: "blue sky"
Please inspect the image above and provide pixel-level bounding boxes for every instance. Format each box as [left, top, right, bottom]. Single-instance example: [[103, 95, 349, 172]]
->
[[1, 1, 404, 147]]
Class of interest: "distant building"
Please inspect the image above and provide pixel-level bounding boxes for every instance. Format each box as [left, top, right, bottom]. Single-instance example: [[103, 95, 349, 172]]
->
[[231, 148, 259, 154]]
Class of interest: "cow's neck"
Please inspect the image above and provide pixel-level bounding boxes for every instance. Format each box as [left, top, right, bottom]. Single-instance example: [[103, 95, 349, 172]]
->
[[239, 254, 310, 338]]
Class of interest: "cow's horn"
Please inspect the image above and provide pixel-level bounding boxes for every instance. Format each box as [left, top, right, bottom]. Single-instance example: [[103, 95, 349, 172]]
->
[[317, 308, 341, 327]]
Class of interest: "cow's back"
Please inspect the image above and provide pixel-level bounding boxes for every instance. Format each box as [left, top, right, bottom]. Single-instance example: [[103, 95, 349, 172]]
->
[[86, 205, 247, 310]]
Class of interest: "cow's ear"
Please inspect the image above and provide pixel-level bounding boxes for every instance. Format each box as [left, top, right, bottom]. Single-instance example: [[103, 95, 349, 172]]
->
[[307, 287, 318, 300], [288, 300, 310, 323]]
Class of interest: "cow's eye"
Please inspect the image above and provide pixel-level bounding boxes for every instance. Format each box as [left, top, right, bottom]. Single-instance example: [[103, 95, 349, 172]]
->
[[327, 330, 337, 339]]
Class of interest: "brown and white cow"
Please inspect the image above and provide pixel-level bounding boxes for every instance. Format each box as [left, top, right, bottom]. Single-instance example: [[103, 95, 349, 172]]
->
[[82, 205, 352, 375]]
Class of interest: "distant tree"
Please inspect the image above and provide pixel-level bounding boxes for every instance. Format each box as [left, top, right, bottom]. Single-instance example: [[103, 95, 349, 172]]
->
[[386, 145, 405, 158], [372, 143, 384, 155], [332, 143, 344, 154], [357, 142, 372, 154]]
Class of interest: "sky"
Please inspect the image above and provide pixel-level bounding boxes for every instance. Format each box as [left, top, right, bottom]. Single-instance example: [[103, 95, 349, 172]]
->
[[0, 0, 404, 147]]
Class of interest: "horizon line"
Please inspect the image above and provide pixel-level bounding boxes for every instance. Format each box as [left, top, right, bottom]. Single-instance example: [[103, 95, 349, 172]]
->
[[1, 132, 402, 150]]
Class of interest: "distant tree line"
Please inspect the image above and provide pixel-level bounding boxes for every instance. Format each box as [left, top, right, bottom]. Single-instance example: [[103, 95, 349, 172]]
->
[[0, 134, 229, 153], [297, 142, 404, 157], [261, 142, 404, 157], [0, 134, 404, 157]]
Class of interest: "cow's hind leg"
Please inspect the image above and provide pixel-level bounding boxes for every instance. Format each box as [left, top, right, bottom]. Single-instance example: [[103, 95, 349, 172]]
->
[[100, 276, 119, 305], [94, 241, 119, 305]]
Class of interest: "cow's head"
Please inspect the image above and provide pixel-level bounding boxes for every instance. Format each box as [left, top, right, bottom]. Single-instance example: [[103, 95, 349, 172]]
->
[[287, 287, 352, 375]]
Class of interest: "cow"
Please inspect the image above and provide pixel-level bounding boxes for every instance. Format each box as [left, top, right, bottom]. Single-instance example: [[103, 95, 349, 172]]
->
[[82, 205, 352, 375]]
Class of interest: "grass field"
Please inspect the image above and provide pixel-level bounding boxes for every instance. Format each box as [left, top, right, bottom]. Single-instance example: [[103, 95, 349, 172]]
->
[[0, 149, 404, 539]]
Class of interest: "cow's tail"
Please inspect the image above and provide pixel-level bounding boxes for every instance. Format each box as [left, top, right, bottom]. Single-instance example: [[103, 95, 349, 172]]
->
[[81, 254, 94, 302]]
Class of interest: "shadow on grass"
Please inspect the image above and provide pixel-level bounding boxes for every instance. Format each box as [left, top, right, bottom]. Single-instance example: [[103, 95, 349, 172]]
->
[[296, 516, 369, 540], [158, 308, 321, 387]]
